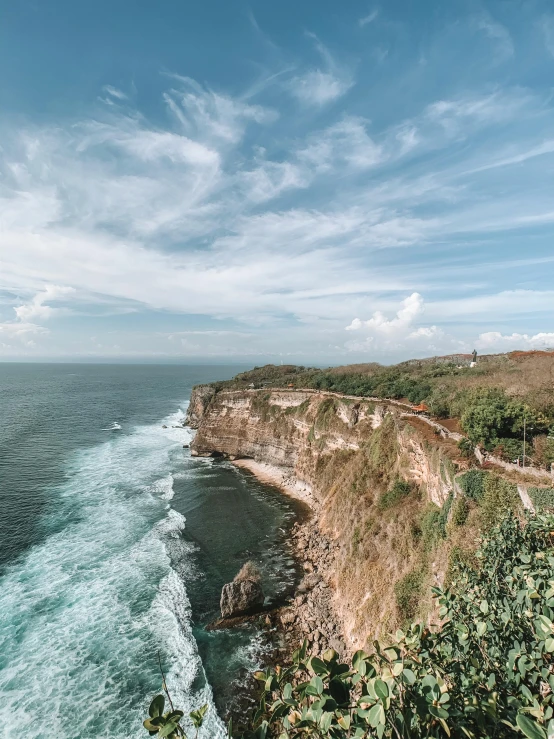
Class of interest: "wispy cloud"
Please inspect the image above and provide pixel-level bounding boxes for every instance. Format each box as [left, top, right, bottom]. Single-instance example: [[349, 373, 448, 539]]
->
[[287, 34, 353, 106], [474, 14, 514, 62], [358, 8, 379, 28], [540, 15, 554, 57]]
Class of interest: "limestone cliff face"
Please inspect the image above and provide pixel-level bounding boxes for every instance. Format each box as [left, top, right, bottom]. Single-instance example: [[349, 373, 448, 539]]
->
[[189, 386, 463, 647], [185, 384, 216, 429], [190, 387, 456, 507]]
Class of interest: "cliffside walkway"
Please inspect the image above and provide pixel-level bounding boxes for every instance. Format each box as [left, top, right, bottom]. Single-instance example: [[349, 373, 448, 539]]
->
[[232, 386, 554, 485]]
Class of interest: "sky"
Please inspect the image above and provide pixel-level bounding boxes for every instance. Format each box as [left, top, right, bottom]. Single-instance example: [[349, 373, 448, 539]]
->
[[1, 0, 554, 364]]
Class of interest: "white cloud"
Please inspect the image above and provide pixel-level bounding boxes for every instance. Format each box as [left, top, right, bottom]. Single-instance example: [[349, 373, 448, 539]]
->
[[474, 15, 514, 62], [476, 331, 554, 350], [299, 116, 381, 171], [345, 292, 425, 336], [541, 15, 554, 57], [287, 35, 353, 106], [103, 86, 128, 101], [288, 70, 353, 106], [14, 285, 76, 322], [358, 8, 379, 27]]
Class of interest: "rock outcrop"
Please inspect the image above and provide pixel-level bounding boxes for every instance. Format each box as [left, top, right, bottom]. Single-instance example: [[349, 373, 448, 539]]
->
[[188, 385, 466, 647], [185, 384, 216, 429], [220, 578, 265, 618]]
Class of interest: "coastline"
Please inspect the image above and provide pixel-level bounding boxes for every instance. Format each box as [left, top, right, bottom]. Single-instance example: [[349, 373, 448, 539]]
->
[[231, 458, 316, 508], [229, 458, 347, 657]]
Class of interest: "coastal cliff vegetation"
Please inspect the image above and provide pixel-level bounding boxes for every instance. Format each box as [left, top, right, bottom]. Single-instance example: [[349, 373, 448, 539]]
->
[[173, 352, 554, 737], [145, 513, 554, 739], [210, 351, 554, 468]]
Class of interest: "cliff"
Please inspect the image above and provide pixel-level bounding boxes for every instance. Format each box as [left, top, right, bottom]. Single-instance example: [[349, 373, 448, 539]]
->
[[187, 387, 469, 647]]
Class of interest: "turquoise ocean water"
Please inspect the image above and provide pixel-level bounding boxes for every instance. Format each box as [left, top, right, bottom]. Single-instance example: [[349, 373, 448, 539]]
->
[[0, 364, 302, 738]]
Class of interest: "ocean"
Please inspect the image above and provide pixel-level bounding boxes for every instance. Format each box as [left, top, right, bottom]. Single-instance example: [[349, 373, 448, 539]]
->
[[0, 364, 303, 738]]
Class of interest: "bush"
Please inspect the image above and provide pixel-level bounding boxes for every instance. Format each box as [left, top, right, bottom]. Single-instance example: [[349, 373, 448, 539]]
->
[[480, 474, 521, 530], [420, 503, 443, 551], [226, 513, 554, 739], [528, 486, 554, 512], [457, 469, 487, 501], [492, 437, 524, 462], [378, 479, 412, 509], [450, 495, 469, 527], [394, 569, 424, 623], [461, 389, 549, 450], [457, 437, 474, 458]]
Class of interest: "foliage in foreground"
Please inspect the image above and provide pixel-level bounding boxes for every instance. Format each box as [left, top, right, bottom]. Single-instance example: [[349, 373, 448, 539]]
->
[[144, 513, 554, 738], [233, 514, 554, 739]]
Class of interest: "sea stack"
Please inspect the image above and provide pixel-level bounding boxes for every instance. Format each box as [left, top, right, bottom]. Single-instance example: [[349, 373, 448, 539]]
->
[[220, 561, 264, 619]]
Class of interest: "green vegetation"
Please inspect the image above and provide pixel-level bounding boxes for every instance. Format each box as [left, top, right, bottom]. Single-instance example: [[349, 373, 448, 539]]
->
[[460, 389, 549, 451], [143, 689, 207, 738], [480, 474, 521, 530], [212, 353, 554, 467], [457, 469, 487, 501], [378, 479, 412, 510], [528, 487, 554, 513], [450, 495, 469, 527], [420, 503, 443, 551], [394, 569, 424, 623], [222, 513, 554, 739]]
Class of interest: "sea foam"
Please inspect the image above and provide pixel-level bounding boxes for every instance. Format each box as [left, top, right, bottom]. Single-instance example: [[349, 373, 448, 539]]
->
[[0, 406, 224, 739]]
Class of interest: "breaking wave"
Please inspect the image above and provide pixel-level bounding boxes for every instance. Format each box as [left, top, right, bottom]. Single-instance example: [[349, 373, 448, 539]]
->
[[0, 407, 224, 739]]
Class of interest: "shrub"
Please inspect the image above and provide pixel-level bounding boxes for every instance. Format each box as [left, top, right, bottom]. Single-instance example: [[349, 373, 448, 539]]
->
[[451, 495, 469, 527], [438, 491, 454, 535], [226, 513, 554, 739], [492, 437, 524, 462], [420, 503, 443, 551], [394, 569, 424, 623], [457, 437, 474, 458], [480, 473, 521, 530], [457, 469, 487, 501], [378, 479, 412, 509], [528, 486, 554, 513]]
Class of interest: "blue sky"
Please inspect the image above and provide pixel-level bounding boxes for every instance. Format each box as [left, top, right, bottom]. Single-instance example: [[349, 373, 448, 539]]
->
[[1, 0, 554, 363]]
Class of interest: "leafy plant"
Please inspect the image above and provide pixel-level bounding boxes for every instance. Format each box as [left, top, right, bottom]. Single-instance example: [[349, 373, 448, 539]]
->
[[457, 469, 487, 502], [143, 655, 208, 739], [232, 513, 554, 739], [528, 487, 554, 513], [394, 569, 424, 623], [450, 495, 468, 527]]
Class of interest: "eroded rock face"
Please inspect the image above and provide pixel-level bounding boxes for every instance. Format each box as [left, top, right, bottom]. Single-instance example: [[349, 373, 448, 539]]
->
[[185, 385, 216, 429], [220, 579, 264, 618]]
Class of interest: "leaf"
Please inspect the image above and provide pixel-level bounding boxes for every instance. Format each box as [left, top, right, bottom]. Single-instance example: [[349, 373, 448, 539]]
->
[[368, 703, 385, 727], [402, 668, 416, 685], [189, 705, 207, 729], [149, 695, 165, 718], [310, 657, 330, 676], [517, 713, 547, 739], [337, 713, 351, 730], [374, 679, 389, 701], [144, 717, 164, 731], [477, 621, 487, 637], [480, 600, 489, 614], [320, 711, 333, 733], [159, 718, 182, 738]]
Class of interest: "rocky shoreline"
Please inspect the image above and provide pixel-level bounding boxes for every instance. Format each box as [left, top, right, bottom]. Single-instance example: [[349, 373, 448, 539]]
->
[[219, 509, 347, 729]]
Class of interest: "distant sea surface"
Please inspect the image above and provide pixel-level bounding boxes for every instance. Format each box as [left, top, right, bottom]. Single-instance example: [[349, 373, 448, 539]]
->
[[0, 364, 303, 738]]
